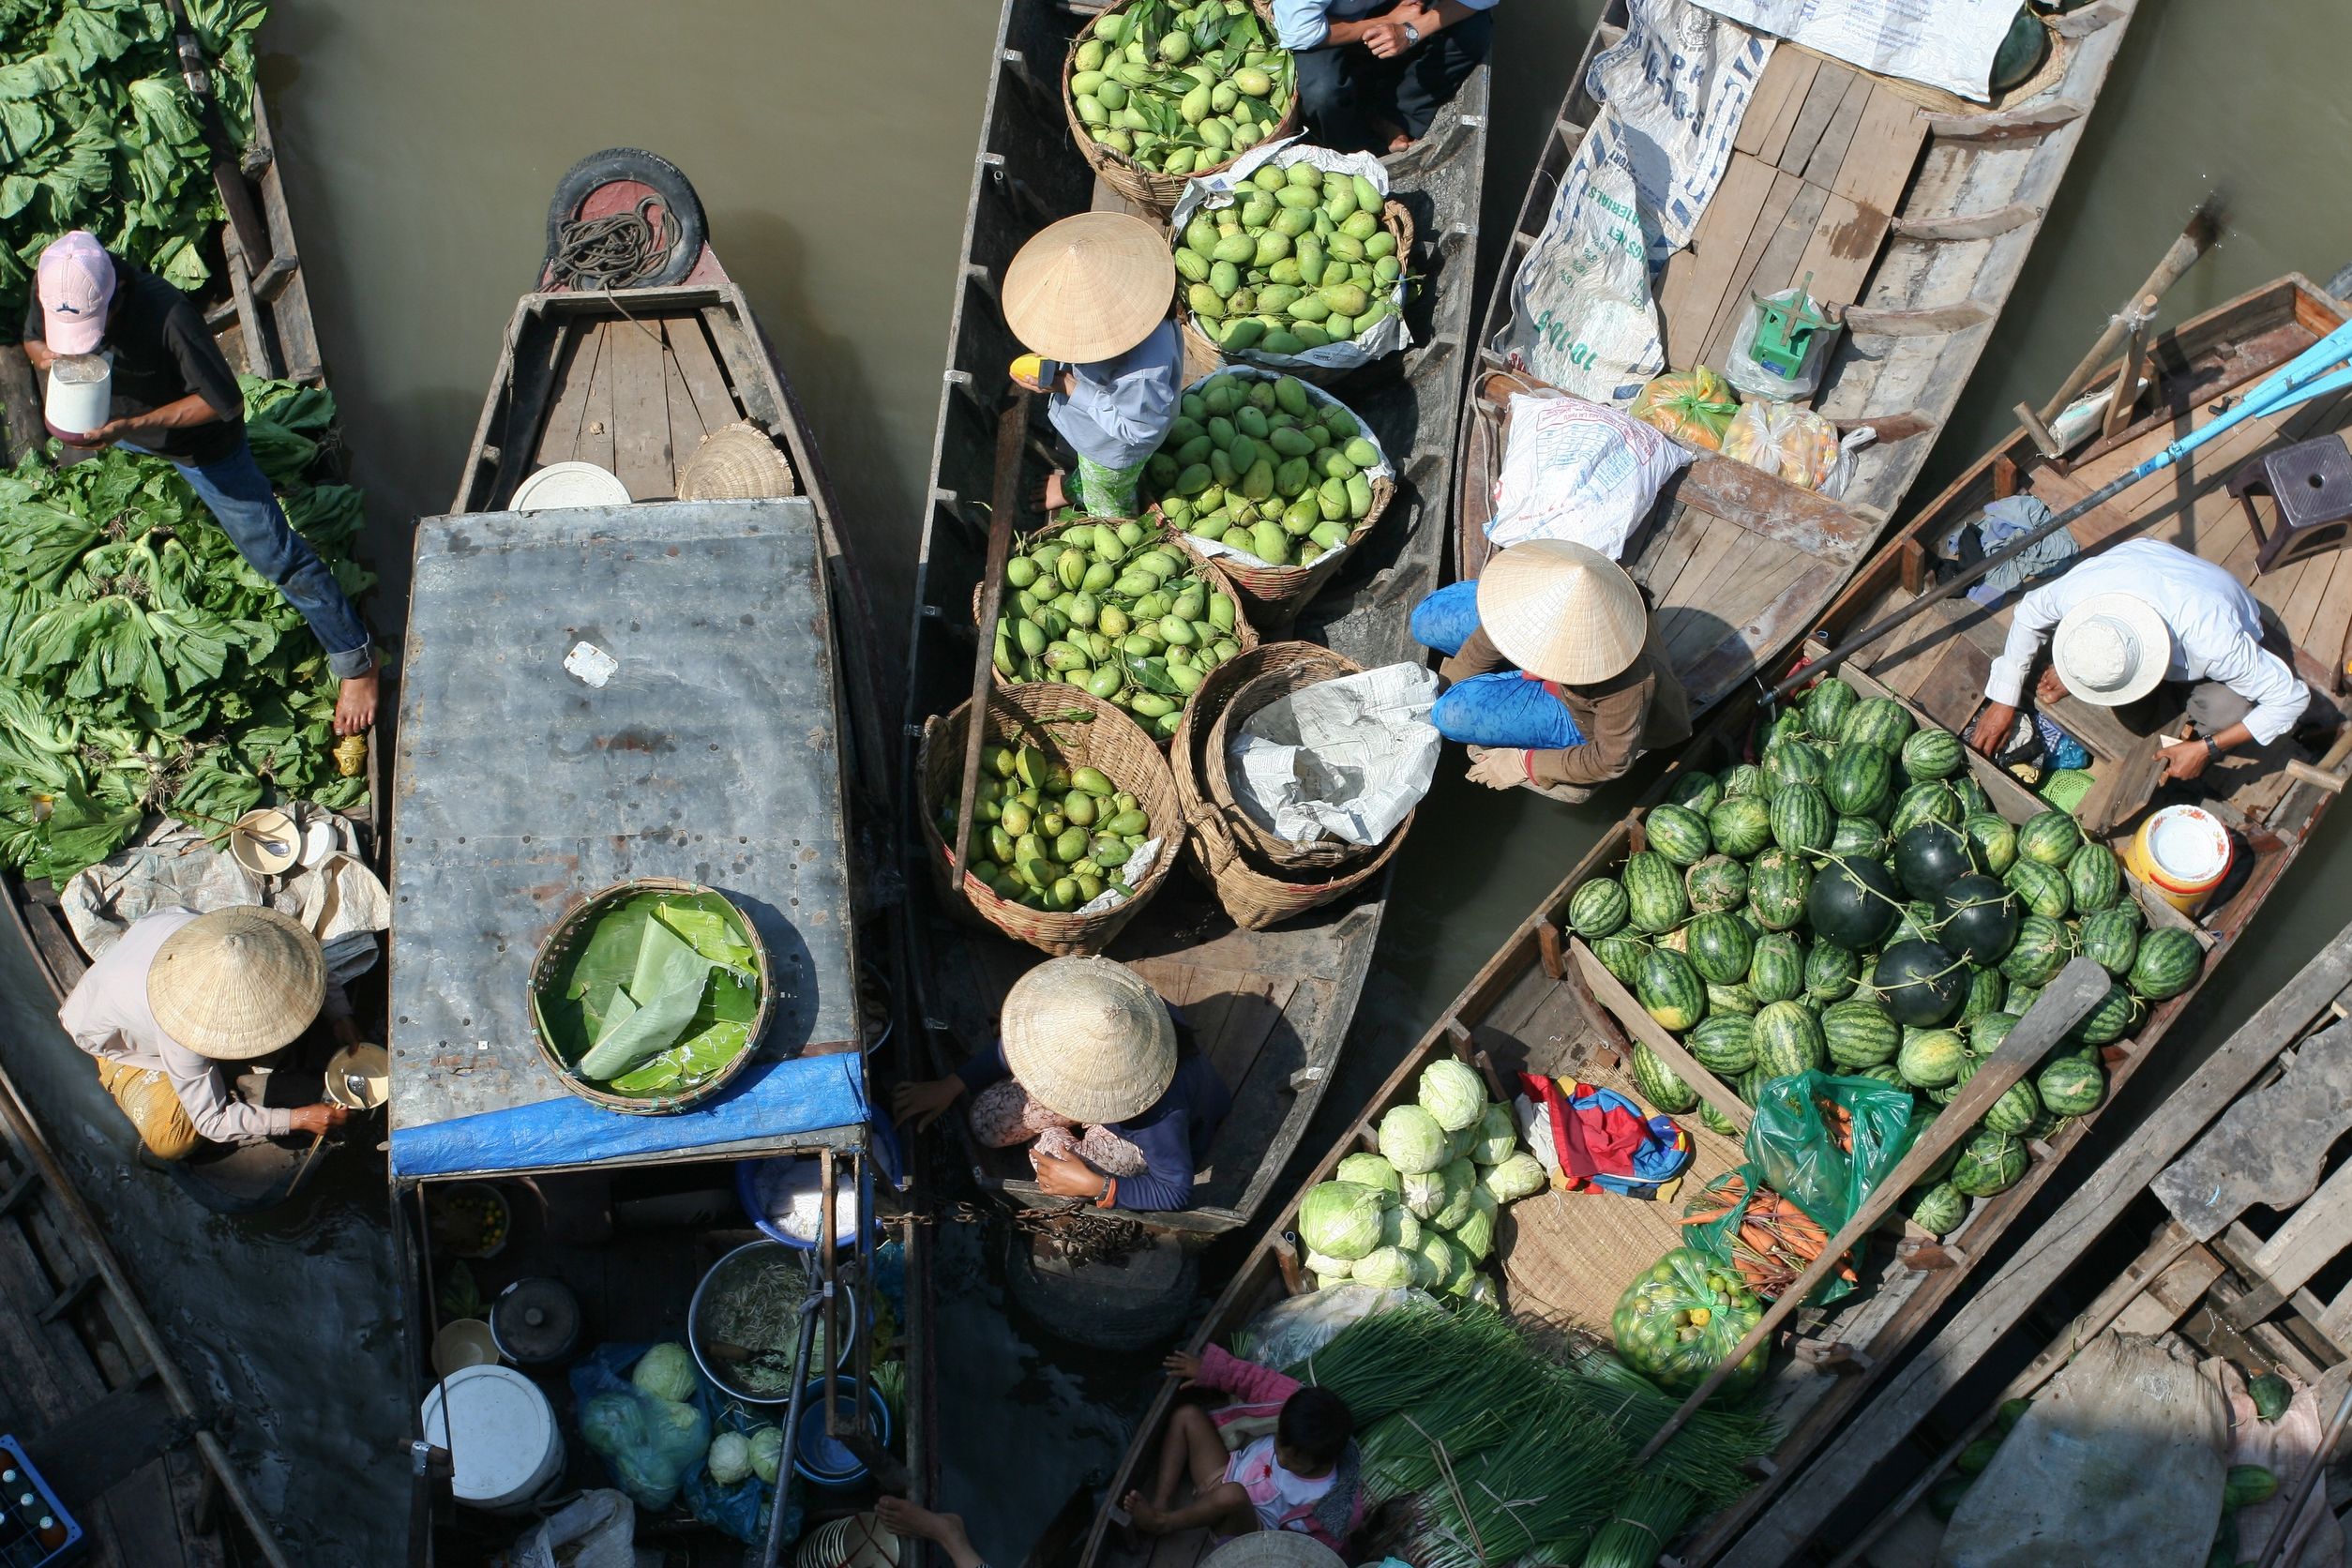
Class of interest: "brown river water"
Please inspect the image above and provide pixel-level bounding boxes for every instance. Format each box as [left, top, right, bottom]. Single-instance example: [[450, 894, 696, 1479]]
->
[[1, 1, 2349, 1561]]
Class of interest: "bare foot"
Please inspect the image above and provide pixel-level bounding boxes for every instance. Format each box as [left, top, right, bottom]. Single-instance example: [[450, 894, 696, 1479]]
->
[[1123, 1491, 1172, 1535], [1386, 132, 1414, 153], [877, 1498, 979, 1568], [1044, 470, 1070, 512], [334, 669, 380, 736]]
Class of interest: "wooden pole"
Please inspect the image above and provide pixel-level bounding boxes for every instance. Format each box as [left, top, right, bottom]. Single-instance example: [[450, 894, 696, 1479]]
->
[[2102, 315, 2152, 438], [2033, 200, 2223, 427], [950, 392, 1032, 883]]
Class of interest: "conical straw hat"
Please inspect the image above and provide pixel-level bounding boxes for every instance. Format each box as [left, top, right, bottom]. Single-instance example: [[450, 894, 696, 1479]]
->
[[1200, 1532, 1344, 1568], [1475, 539, 1650, 685], [1001, 956, 1176, 1124], [1002, 213, 1175, 364], [147, 907, 325, 1061]]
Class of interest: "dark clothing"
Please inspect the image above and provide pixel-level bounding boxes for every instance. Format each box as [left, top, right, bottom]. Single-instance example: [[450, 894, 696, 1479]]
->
[[1439, 623, 1694, 788], [956, 1028, 1233, 1211], [22, 251, 245, 464], [1295, 10, 1493, 152]]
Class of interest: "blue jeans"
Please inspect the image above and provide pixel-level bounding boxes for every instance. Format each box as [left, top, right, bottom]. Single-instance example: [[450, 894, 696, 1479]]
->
[[133, 438, 374, 679], [1412, 582, 1587, 749]]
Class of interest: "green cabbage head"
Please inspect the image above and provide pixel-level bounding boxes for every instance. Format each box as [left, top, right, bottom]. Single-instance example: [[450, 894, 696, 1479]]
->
[[1298, 1180, 1390, 1261], [1483, 1151, 1549, 1204], [748, 1425, 784, 1484], [707, 1431, 754, 1485], [1336, 1152, 1402, 1195], [631, 1342, 699, 1403], [1417, 1059, 1488, 1132], [1470, 1103, 1517, 1166], [1378, 1104, 1448, 1174], [1349, 1245, 1418, 1289]]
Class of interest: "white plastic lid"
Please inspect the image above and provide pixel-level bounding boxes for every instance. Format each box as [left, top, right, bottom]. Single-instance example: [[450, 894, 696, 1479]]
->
[[511, 461, 632, 514], [420, 1364, 556, 1502], [2148, 805, 2230, 881]]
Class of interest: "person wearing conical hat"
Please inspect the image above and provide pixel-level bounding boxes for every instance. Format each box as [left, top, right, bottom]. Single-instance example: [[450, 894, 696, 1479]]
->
[[890, 956, 1230, 1211], [1410, 539, 1691, 802], [57, 907, 354, 1161], [1003, 213, 1182, 521]]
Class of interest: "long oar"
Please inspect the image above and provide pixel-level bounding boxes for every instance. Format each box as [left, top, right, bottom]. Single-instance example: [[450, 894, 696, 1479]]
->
[[1771, 316, 2352, 706], [948, 391, 1032, 884]]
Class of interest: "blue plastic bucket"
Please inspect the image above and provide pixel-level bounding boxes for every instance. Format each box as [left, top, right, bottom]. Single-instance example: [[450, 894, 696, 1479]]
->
[[792, 1377, 892, 1487], [737, 1137, 892, 1249]]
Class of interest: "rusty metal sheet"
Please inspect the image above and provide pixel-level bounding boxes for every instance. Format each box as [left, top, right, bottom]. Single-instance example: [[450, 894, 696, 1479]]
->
[[386, 498, 857, 1149]]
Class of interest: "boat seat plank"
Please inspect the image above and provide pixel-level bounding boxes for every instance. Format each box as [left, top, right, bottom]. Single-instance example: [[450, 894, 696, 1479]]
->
[[577, 321, 617, 475], [1796, 68, 1876, 191], [2230, 1157, 2352, 1315], [1790, 191, 1890, 318], [1902, 634, 1995, 735], [2112, 1244, 2230, 1338], [1664, 535, 1787, 667], [608, 320, 675, 501], [1775, 61, 1861, 178], [1828, 83, 1932, 209], [0, 1217, 102, 1426], [1703, 178, 1832, 369], [668, 316, 742, 432], [1669, 454, 1885, 554], [1680, 558, 1848, 707], [1632, 504, 1711, 605], [533, 325, 600, 469], [2303, 546, 2352, 686]]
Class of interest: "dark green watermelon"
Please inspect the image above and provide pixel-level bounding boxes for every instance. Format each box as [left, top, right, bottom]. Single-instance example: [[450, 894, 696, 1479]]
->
[[1748, 932, 1806, 1003], [2004, 857, 2071, 919], [1753, 1001, 1827, 1078], [2016, 808, 2081, 867], [1894, 820, 1978, 899], [1763, 738, 1828, 790], [1873, 940, 1968, 1026], [1998, 914, 2072, 986], [1686, 912, 1757, 986], [1684, 854, 1750, 914], [2130, 927, 2203, 1001], [1931, 874, 2020, 966], [2004, 979, 2043, 1016], [2078, 907, 2142, 977], [1826, 743, 1896, 818], [1669, 770, 1723, 816], [1630, 1043, 1699, 1115], [2069, 981, 2140, 1047], [1961, 811, 2018, 875], [1822, 997, 1900, 1068], [1747, 848, 1813, 931], [1647, 804, 1712, 867], [1635, 946, 1707, 1031], [1689, 1013, 1759, 1075], [1568, 877, 1631, 937], [1805, 675, 1859, 740], [1708, 794, 1775, 859], [1983, 1077, 2043, 1136], [1890, 779, 1966, 838], [1952, 775, 1991, 816], [2065, 840, 2123, 912], [1623, 851, 1690, 934], [1805, 939, 1862, 1003], [1770, 782, 1834, 854], [1808, 852, 1904, 951], [1910, 1182, 1967, 1238]]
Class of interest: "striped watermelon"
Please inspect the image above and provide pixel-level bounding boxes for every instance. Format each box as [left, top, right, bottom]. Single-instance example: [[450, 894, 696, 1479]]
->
[[1826, 743, 1896, 817], [1968, 1010, 2019, 1056], [1698, 1099, 1739, 1138], [1593, 934, 1648, 988], [1763, 738, 1829, 790], [1748, 932, 1806, 1003], [1635, 946, 1708, 1031], [2078, 907, 2142, 977], [1737, 1065, 1772, 1105], [1686, 912, 1757, 986], [1805, 940, 1862, 1003], [1999, 914, 2072, 986], [1670, 770, 1724, 815], [1893, 898, 1940, 948], [1689, 1014, 1759, 1075], [1806, 675, 1859, 740], [2071, 981, 2140, 1047], [2066, 840, 2123, 912], [1890, 779, 1966, 837], [1841, 696, 1918, 751], [2004, 979, 2043, 1016], [1630, 1043, 1699, 1114], [1831, 814, 1889, 859], [1747, 849, 1814, 931], [1623, 851, 1690, 934], [2130, 927, 2203, 1001], [1896, 1028, 1968, 1088], [1910, 1182, 1967, 1238], [1983, 1077, 2043, 1136], [1910, 1105, 1960, 1184], [1753, 1001, 1827, 1078], [1708, 794, 1775, 859], [1568, 877, 1631, 937], [1721, 762, 1769, 799], [2017, 808, 2082, 867], [1647, 804, 1713, 867], [1685, 854, 1750, 914], [2036, 1055, 2106, 1116], [1953, 775, 1992, 816], [1957, 965, 2005, 1026], [1771, 782, 1834, 854], [1900, 728, 1966, 781], [1951, 1130, 2028, 1198], [1858, 1063, 1905, 1088], [2005, 857, 2071, 919], [1706, 981, 1761, 1018], [1821, 998, 1900, 1068], [1962, 812, 2018, 875]]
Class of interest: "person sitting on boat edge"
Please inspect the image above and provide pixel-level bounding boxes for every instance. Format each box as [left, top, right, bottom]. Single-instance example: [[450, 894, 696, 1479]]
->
[[1003, 213, 1182, 521], [21, 232, 380, 735], [890, 955, 1230, 1211], [57, 907, 354, 1162], [1410, 539, 1692, 804], [1276, 0, 1495, 156], [1123, 1345, 1363, 1551], [875, 1498, 987, 1568], [1968, 537, 2332, 784]]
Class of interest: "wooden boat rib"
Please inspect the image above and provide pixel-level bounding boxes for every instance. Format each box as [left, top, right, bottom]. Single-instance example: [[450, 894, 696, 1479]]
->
[[1460, 0, 2142, 719], [1077, 273, 2352, 1568], [897, 0, 1490, 1283]]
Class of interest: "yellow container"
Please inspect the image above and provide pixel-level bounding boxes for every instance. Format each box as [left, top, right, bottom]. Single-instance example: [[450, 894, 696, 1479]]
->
[[2124, 804, 2232, 912]]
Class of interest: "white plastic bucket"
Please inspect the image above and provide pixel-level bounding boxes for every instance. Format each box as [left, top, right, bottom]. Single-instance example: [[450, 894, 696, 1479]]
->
[[420, 1364, 565, 1514], [43, 354, 111, 442]]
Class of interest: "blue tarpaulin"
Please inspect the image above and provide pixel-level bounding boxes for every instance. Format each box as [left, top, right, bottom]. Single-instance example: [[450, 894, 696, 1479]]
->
[[389, 1054, 867, 1181]]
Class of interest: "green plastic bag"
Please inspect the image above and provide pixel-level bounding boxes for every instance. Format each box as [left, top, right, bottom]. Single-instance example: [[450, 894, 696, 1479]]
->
[[1609, 1245, 1769, 1395]]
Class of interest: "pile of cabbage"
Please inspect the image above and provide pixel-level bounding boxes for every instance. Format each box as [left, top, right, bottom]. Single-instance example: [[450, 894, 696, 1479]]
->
[[581, 1343, 784, 1514], [1295, 1059, 1548, 1299]]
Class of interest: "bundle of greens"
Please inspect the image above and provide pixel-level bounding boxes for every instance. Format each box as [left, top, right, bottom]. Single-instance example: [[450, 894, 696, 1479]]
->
[[534, 891, 764, 1096], [0, 373, 370, 882], [0, 0, 272, 323]]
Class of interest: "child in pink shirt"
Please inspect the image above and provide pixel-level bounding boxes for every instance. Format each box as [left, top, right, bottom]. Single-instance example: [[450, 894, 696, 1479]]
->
[[1122, 1345, 1363, 1554]]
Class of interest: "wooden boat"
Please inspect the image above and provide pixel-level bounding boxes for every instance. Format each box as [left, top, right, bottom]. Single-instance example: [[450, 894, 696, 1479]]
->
[[1074, 272, 2352, 1568], [1459, 0, 2143, 719], [896, 0, 1490, 1348], [0, 80, 385, 1217], [390, 175, 927, 1563], [1726, 921, 2352, 1567]]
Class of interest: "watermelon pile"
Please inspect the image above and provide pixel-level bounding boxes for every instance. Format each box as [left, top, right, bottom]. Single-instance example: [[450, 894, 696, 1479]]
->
[[1567, 676, 2209, 1244]]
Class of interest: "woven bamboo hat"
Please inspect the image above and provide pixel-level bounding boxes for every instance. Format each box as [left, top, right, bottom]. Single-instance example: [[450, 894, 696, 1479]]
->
[[1475, 539, 1650, 685], [1199, 1532, 1344, 1568], [1000, 956, 1176, 1124], [1002, 213, 1175, 364], [147, 907, 326, 1062], [2052, 590, 2171, 707], [679, 419, 797, 501]]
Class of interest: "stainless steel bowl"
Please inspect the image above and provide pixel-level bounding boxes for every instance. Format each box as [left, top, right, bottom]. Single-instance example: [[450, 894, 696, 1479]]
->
[[687, 1239, 855, 1404]]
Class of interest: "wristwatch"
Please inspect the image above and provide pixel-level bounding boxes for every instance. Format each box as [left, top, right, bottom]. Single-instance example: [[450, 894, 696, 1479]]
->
[[2204, 734, 2223, 764], [1401, 21, 1422, 44]]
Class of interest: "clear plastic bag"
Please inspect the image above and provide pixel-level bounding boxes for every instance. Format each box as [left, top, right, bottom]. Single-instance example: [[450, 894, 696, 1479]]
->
[[569, 1345, 714, 1512], [1747, 1070, 1919, 1233], [1608, 1246, 1768, 1395], [1721, 400, 1842, 490], [1235, 1283, 1431, 1372], [512, 1489, 636, 1568]]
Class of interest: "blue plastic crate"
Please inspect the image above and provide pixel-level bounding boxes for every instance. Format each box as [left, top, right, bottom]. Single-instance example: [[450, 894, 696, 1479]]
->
[[0, 1437, 81, 1567]]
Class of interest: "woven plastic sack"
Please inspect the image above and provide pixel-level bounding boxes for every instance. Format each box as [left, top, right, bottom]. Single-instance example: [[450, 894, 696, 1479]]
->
[[1629, 368, 1740, 451], [513, 1489, 635, 1568], [1485, 393, 1690, 559], [1608, 1245, 1769, 1395], [1722, 400, 1841, 490], [1237, 1282, 1432, 1373]]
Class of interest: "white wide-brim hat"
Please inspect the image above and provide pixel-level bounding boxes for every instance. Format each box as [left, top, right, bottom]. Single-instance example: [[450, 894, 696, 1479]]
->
[[1474, 538, 1650, 685], [1002, 213, 1175, 365], [2052, 590, 2171, 708], [1001, 956, 1176, 1125], [147, 906, 326, 1061]]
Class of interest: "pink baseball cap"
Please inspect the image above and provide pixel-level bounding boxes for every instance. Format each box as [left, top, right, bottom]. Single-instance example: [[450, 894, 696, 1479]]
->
[[37, 232, 114, 355]]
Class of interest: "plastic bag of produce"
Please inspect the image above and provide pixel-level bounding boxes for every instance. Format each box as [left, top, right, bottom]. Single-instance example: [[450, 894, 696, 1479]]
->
[[1236, 1282, 1432, 1371], [1629, 368, 1740, 451], [512, 1489, 636, 1568], [1608, 1246, 1768, 1395], [1485, 393, 1690, 560], [570, 1344, 719, 1512], [1745, 1069, 1919, 1242], [1721, 400, 1843, 490]]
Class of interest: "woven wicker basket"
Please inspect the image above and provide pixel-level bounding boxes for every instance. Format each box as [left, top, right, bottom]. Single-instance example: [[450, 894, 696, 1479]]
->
[[679, 420, 797, 500], [527, 877, 775, 1115], [1168, 643, 1406, 930], [1205, 657, 1409, 871], [917, 685, 1184, 957], [1175, 201, 1416, 388], [969, 516, 1260, 677], [1061, 0, 1301, 217]]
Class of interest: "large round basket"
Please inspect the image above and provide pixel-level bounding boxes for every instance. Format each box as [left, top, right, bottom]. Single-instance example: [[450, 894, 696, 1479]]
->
[[917, 684, 1184, 957], [678, 419, 797, 500], [527, 877, 775, 1115], [1168, 644, 1409, 930], [971, 517, 1261, 738], [1176, 201, 1416, 388], [1061, 0, 1301, 218], [1205, 657, 1408, 872]]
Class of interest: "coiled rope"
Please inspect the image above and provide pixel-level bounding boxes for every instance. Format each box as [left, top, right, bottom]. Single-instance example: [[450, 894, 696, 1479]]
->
[[544, 195, 677, 292]]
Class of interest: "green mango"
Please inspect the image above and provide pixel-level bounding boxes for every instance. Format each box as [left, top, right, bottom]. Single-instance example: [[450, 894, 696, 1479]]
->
[[1227, 432, 1258, 472], [1317, 477, 1348, 521], [1340, 208, 1380, 241], [1074, 96, 1109, 128], [1075, 37, 1108, 69], [1345, 474, 1374, 518], [1234, 64, 1274, 98], [1172, 248, 1211, 284], [1248, 521, 1290, 564], [1317, 449, 1359, 482], [1209, 260, 1241, 297], [1251, 164, 1287, 192], [1072, 70, 1108, 98], [1096, 79, 1129, 111], [1188, 513, 1229, 541], [1350, 173, 1381, 213], [1181, 392, 1207, 421], [1310, 520, 1350, 550], [1207, 415, 1236, 446], [1296, 235, 1326, 288], [1343, 437, 1381, 470], [1080, 560, 1115, 593], [1274, 456, 1313, 497], [1323, 183, 1358, 220], [1174, 463, 1214, 496], [1252, 230, 1291, 268], [1319, 282, 1368, 317], [1219, 316, 1266, 352], [1235, 405, 1270, 439], [1240, 194, 1276, 230], [1268, 257, 1303, 286], [1272, 206, 1314, 239], [1175, 434, 1214, 467], [1284, 161, 1320, 188], [1326, 232, 1364, 264], [1365, 232, 1397, 261], [1240, 457, 1275, 502], [1304, 320, 1341, 346], [1179, 83, 1211, 123], [1258, 283, 1303, 313], [1286, 294, 1331, 323], [1208, 447, 1235, 486], [1274, 376, 1311, 417], [1372, 255, 1402, 286], [1260, 328, 1306, 354], [1266, 424, 1314, 456], [1187, 283, 1225, 320], [1211, 232, 1255, 264], [1212, 82, 1239, 113], [1275, 185, 1319, 210], [1199, 117, 1232, 153]]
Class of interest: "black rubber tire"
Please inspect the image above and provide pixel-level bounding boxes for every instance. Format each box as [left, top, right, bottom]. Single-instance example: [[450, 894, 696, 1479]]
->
[[543, 147, 708, 287], [1000, 1229, 1200, 1353]]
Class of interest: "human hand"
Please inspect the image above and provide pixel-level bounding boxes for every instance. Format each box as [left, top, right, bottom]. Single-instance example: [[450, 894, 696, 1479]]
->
[[2035, 667, 2070, 706], [2158, 738, 2211, 781], [1032, 1148, 1105, 1198], [1969, 702, 2018, 758], [1163, 1349, 1203, 1385], [1465, 746, 1526, 790], [891, 1077, 963, 1132], [1364, 19, 1413, 56], [290, 1102, 350, 1136]]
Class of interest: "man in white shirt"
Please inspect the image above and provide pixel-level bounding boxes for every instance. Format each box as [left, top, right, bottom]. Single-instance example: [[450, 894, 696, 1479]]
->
[[1969, 537, 2314, 783]]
